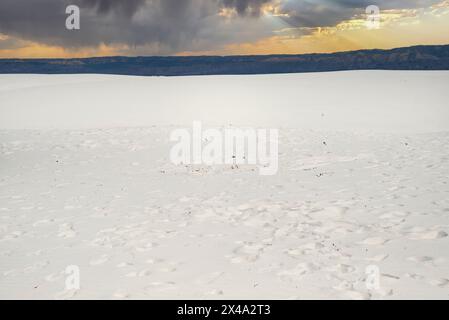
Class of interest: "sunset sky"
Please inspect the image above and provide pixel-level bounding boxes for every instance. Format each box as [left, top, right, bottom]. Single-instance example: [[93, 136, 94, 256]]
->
[[1, 0, 448, 58]]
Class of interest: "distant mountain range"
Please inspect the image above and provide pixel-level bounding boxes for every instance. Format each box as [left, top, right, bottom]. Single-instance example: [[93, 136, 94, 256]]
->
[[1, 45, 448, 76]]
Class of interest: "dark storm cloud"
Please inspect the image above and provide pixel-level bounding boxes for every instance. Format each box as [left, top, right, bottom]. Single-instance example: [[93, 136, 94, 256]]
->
[[219, 0, 272, 16], [0, 1, 72, 45], [78, 0, 146, 17], [0, 0, 443, 54], [0, 0, 214, 50]]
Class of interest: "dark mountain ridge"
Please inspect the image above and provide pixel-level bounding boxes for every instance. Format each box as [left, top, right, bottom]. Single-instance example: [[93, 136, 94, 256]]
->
[[1, 44, 448, 76]]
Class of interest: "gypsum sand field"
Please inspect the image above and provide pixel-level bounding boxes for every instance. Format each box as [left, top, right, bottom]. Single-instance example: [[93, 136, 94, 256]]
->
[[0, 71, 448, 299]]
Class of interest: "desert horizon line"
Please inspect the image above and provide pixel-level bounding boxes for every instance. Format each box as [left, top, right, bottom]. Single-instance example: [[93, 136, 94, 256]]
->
[[1, 43, 448, 61]]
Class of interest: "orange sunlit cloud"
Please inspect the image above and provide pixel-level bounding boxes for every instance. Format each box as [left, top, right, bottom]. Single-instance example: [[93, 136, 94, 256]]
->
[[179, 2, 449, 56]]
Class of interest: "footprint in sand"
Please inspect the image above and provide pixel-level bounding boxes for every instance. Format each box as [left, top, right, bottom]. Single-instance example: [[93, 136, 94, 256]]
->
[[371, 288, 394, 298], [366, 254, 389, 262], [23, 260, 49, 273], [284, 248, 304, 258], [32, 219, 54, 227], [124, 268, 152, 277], [341, 290, 370, 300], [89, 254, 110, 266], [45, 271, 64, 282], [203, 289, 224, 297], [359, 237, 389, 246], [309, 206, 348, 220], [429, 278, 449, 288], [228, 242, 266, 264], [332, 280, 354, 291], [158, 265, 177, 273], [26, 249, 44, 257], [3, 269, 20, 277], [379, 211, 409, 220], [1, 231, 24, 241], [409, 230, 448, 240], [138, 269, 152, 277], [277, 262, 320, 280], [404, 273, 425, 280], [58, 223, 76, 238], [135, 242, 158, 252], [326, 264, 356, 274], [286, 242, 325, 257], [145, 258, 165, 265], [194, 271, 224, 285], [116, 262, 134, 268], [113, 290, 131, 299], [406, 256, 436, 265], [144, 281, 176, 293]]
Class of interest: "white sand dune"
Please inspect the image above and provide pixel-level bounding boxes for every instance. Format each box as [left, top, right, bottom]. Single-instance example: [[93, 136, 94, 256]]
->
[[1, 71, 448, 132], [0, 71, 448, 299]]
